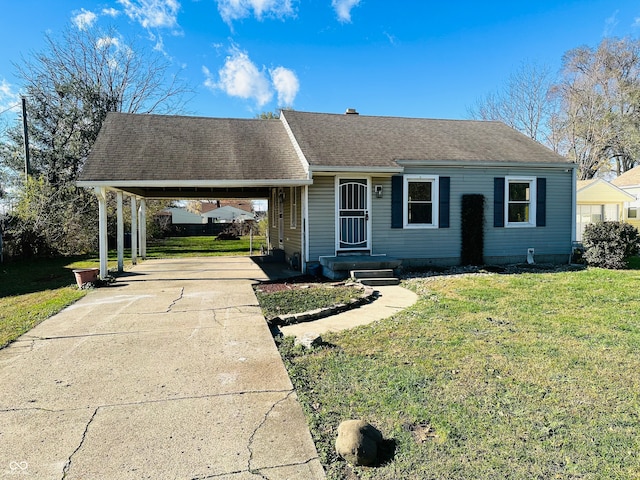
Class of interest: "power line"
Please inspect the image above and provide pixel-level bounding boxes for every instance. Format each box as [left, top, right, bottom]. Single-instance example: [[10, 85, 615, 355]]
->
[[0, 103, 21, 116]]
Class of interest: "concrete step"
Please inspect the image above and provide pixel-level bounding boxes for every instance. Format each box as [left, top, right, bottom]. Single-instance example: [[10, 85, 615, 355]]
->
[[350, 269, 395, 279], [358, 277, 401, 286]]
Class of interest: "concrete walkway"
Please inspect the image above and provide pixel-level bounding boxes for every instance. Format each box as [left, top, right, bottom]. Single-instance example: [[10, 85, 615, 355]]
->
[[279, 285, 418, 339], [0, 257, 324, 479]]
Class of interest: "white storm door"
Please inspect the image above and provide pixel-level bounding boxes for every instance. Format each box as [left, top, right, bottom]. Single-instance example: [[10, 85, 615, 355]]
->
[[336, 178, 370, 251]]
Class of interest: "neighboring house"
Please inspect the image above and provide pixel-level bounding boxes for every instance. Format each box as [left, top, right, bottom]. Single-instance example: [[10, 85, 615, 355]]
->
[[201, 205, 255, 223], [162, 206, 204, 225], [575, 179, 636, 241], [78, 110, 576, 279], [612, 165, 640, 231], [161, 205, 255, 224]]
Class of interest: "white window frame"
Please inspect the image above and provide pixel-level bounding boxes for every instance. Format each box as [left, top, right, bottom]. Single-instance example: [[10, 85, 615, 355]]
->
[[403, 174, 439, 228], [290, 187, 298, 229], [505, 177, 536, 228]]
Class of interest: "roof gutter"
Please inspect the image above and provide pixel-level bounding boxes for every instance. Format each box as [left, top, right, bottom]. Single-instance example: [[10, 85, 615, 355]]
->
[[396, 159, 576, 169], [77, 179, 313, 188], [309, 165, 404, 175]]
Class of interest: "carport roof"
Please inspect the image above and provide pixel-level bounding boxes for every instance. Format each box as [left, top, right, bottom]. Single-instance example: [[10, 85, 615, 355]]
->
[[77, 112, 310, 198]]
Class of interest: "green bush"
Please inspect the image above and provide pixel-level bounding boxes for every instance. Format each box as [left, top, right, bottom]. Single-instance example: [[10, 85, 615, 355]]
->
[[582, 221, 639, 269]]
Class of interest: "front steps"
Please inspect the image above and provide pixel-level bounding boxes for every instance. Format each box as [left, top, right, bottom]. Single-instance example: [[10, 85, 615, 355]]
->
[[318, 255, 401, 280], [350, 269, 400, 286]]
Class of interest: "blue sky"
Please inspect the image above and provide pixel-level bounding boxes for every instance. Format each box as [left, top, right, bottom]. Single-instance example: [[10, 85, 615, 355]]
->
[[1, 1, 640, 122]]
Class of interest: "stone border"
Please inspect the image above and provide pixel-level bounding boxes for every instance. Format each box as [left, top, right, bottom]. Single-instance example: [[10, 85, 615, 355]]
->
[[267, 284, 377, 326]]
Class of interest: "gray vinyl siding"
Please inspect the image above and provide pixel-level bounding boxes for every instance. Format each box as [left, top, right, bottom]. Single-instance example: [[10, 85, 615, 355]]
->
[[268, 187, 303, 266], [308, 167, 573, 265], [307, 176, 336, 261], [283, 186, 302, 261]]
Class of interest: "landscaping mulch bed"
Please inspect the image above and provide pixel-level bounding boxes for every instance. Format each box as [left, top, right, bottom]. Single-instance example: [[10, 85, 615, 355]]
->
[[254, 275, 333, 293]]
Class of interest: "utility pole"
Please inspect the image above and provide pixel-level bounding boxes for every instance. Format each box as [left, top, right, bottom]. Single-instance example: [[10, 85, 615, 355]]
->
[[21, 96, 30, 178]]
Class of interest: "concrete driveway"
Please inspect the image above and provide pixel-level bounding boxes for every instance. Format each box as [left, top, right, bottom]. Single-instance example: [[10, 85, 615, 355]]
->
[[0, 257, 325, 479]]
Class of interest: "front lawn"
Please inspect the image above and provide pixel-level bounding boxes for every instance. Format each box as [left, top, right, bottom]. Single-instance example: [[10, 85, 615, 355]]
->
[[280, 266, 640, 479]]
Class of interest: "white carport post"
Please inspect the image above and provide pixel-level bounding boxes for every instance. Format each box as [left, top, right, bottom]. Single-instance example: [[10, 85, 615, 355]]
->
[[131, 196, 138, 265], [95, 187, 109, 279], [139, 198, 147, 260], [116, 191, 124, 272]]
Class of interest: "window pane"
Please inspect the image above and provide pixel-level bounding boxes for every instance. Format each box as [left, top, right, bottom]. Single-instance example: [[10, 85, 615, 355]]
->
[[629, 208, 638, 219], [408, 182, 432, 202], [408, 203, 433, 224], [509, 183, 530, 202], [508, 204, 529, 223]]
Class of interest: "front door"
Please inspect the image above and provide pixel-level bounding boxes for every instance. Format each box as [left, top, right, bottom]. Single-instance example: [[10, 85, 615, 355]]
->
[[337, 178, 370, 252]]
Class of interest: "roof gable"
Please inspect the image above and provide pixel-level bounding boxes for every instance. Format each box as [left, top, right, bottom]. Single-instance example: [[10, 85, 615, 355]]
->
[[577, 178, 635, 203]]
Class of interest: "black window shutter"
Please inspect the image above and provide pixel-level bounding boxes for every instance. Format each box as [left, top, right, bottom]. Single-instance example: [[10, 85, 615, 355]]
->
[[536, 178, 546, 227], [439, 176, 450, 228], [494, 177, 505, 227], [391, 175, 403, 228]]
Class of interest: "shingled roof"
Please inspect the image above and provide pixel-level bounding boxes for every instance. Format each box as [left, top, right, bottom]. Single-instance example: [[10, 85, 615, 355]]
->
[[79, 112, 308, 183], [282, 110, 571, 169], [612, 165, 640, 187], [78, 110, 572, 198]]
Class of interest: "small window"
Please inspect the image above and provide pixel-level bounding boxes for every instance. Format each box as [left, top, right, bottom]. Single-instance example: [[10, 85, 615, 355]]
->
[[628, 207, 638, 219], [403, 175, 439, 228], [505, 177, 536, 227], [290, 187, 298, 228]]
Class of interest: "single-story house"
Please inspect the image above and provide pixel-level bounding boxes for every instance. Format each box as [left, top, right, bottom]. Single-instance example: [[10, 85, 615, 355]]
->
[[612, 166, 640, 231], [201, 205, 255, 223], [575, 179, 636, 241], [161, 205, 255, 224], [78, 109, 577, 279], [161, 206, 205, 224]]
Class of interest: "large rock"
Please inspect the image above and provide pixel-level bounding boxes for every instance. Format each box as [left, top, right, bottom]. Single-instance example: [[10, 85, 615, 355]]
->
[[335, 419, 383, 466]]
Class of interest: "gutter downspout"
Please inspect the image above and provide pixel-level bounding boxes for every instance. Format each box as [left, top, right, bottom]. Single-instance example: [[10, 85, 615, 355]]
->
[[571, 167, 577, 244], [302, 184, 309, 273]]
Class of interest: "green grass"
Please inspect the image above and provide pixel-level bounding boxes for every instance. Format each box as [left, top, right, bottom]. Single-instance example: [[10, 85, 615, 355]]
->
[[146, 235, 266, 257], [255, 285, 362, 320], [278, 267, 640, 479], [0, 256, 91, 348], [0, 235, 263, 348]]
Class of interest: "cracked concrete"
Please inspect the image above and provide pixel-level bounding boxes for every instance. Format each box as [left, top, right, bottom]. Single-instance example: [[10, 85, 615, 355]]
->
[[0, 257, 324, 479]]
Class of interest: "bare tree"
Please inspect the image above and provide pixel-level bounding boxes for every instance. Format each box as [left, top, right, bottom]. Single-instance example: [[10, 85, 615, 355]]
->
[[468, 61, 557, 147], [553, 38, 640, 178], [0, 24, 191, 255], [4, 25, 191, 186]]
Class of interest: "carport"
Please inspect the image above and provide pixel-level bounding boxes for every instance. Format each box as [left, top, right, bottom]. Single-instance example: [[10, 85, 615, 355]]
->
[[78, 112, 312, 278]]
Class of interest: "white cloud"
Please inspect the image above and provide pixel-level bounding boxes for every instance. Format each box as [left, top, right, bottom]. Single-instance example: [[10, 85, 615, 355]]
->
[[270, 66, 299, 106], [216, 0, 294, 24], [213, 49, 273, 106], [102, 7, 121, 17], [72, 8, 98, 30], [0, 79, 20, 116], [204, 47, 299, 108], [332, 0, 360, 23], [604, 10, 619, 36], [117, 0, 180, 29], [96, 36, 121, 49]]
